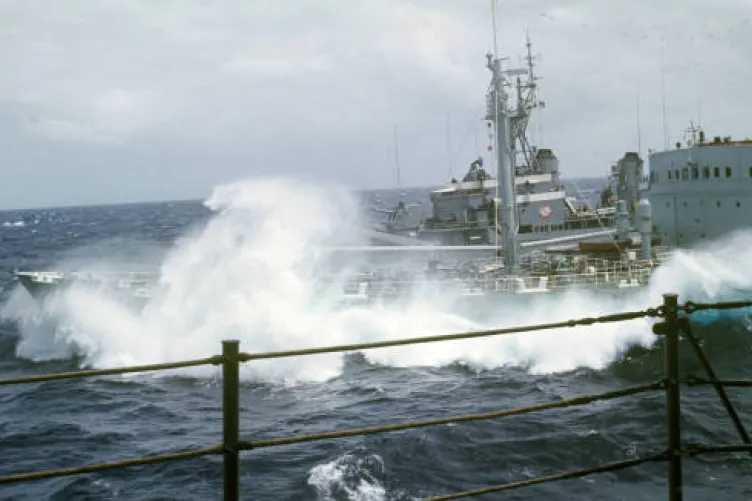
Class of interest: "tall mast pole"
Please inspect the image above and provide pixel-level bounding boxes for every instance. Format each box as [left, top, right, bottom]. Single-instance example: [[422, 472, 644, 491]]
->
[[487, 0, 518, 273]]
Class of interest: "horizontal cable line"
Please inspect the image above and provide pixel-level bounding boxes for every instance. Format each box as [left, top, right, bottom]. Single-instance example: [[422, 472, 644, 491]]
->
[[684, 443, 752, 455], [0, 356, 224, 386], [239, 310, 655, 362], [421, 450, 668, 501], [684, 376, 752, 387], [682, 300, 752, 313], [239, 381, 663, 450], [0, 445, 224, 485]]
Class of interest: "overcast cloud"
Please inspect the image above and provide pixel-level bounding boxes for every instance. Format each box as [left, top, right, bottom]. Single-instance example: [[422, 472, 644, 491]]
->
[[0, 0, 750, 209]]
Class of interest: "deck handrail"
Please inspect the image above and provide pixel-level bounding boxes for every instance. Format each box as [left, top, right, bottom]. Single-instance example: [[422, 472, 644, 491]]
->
[[0, 295, 750, 501]]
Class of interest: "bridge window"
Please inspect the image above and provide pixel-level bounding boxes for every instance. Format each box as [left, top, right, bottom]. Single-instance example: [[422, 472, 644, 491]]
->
[[717, 201, 721, 208], [737, 201, 741, 208], [691, 166, 699, 179], [749, 166, 752, 177], [702, 166, 710, 179], [726, 166, 732, 178], [667, 170, 673, 180], [675, 169, 680, 180], [681, 168, 688, 180], [714, 166, 720, 178]]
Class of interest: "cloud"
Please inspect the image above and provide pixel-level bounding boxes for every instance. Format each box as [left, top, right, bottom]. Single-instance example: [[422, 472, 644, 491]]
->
[[0, 0, 751, 208]]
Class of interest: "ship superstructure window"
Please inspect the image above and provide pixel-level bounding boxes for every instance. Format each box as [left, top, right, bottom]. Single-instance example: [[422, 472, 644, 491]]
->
[[726, 167, 732, 178], [668, 170, 673, 180], [702, 167, 710, 179], [692, 167, 699, 179], [714, 166, 720, 178], [749, 166, 752, 177], [675, 169, 680, 180], [681, 168, 688, 180]]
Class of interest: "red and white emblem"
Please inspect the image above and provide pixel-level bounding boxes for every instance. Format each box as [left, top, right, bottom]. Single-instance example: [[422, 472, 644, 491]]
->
[[538, 204, 553, 219]]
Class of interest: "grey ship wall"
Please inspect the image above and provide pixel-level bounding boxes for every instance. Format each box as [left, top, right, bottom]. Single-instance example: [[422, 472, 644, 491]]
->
[[648, 143, 752, 246]]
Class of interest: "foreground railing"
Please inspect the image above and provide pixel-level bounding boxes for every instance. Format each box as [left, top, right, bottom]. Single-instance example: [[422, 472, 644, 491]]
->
[[1, 293, 751, 500]]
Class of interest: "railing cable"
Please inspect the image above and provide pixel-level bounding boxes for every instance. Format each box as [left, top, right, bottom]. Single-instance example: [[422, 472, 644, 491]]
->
[[684, 443, 752, 456], [681, 299, 752, 313], [684, 376, 752, 388], [421, 450, 668, 501], [0, 445, 224, 485], [0, 356, 224, 386], [240, 381, 663, 450], [239, 309, 659, 362]]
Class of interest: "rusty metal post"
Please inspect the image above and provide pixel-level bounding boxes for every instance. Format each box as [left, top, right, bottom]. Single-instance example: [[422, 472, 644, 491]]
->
[[663, 294, 683, 501], [222, 340, 240, 501]]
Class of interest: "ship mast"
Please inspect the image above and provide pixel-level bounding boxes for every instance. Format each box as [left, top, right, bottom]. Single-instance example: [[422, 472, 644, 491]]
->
[[683, 120, 703, 164], [508, 31, 541, 172], [486, 50, 519, 273]]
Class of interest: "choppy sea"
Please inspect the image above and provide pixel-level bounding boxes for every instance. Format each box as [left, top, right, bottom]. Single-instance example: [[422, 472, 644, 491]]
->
[[1, 178, 752, 500]]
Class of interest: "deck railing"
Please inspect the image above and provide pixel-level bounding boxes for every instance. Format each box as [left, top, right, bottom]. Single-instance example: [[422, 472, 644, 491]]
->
[[1, 293, 751, 500]]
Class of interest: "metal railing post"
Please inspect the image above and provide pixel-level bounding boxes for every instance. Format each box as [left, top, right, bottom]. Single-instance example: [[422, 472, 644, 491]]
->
[[222, 340, 240, 501], [663, 294, 683, 501]]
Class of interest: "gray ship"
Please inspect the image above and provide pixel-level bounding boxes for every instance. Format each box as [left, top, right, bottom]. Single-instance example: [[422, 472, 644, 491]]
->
[[607, 122, 752, 249], [373, 35, 615, 247]]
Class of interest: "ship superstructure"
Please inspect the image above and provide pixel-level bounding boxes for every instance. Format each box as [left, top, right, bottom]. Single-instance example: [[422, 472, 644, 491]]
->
[[375, 35, 614, 247], [609, 123, 752, 248]]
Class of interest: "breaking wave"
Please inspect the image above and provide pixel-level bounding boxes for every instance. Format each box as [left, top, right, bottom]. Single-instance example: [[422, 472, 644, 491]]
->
[[3, 177, 752, 382]]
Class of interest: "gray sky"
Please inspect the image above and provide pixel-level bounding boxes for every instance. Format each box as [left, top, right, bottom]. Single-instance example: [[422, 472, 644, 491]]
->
[[1, 0, 750, 209]]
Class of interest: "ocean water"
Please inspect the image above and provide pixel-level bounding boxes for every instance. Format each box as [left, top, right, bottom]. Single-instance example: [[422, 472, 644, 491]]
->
[[1, 178, 752, 500]]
